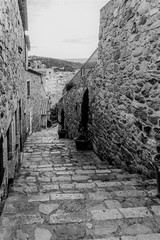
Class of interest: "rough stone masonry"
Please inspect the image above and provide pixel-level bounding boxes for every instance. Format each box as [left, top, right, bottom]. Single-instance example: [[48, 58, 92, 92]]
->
[[59, 0, 160, 177]]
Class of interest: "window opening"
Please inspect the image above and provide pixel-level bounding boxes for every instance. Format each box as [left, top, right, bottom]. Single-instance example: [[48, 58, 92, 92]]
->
[[27, 81, 30, 97]]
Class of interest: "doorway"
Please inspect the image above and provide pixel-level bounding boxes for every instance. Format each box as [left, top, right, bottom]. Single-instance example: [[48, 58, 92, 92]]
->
[[0, 137, 4, 187], [61, 109, 65, 129]]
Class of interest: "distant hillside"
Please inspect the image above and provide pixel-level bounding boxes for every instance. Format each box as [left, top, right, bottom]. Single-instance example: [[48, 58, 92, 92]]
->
[[65, 58, 88, 63], [28, 55, 83, 71]]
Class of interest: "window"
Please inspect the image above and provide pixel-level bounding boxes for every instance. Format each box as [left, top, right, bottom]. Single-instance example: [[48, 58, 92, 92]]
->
[[7, 124, 12, 161], [81, 68, 85, 77], [18, 46, 23, 54], [0, 137, 4, 187], [27, 80, 30, 97]]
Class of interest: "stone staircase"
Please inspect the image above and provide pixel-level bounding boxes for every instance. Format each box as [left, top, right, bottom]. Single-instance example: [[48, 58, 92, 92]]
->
[[0, 127, 160, 240]]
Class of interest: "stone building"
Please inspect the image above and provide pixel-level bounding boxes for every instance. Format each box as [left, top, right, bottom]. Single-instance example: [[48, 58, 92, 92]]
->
[[58, 0, 160, 178], [0, 0, 30, 203], [26, 69, 47, 134], [58, 49, 98, 133], [41, 98, 51, 128]]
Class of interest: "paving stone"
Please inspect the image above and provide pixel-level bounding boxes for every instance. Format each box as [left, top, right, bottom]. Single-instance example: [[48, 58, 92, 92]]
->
[[13, 229, 29, 240], [86, 238, 119, 240], [17, 214, 44, 224], [63, 163, 73, 166], [121, 180, 139, 186], [13, 186, 38, 193], [54, 167, 66, 171], [30, 172, 39, 176], [4, 203, 16, 214], [38, 164, 52, 168], [28, 194, 50, 202], [39, 203, 59, 215], [29, 165, 38, 169], [95, 181, 121, 188], [26, 177, 36, 182], [87, 203, 106, 212], [35, 167, 53, 172], [147, 189, 157, 197], [50, 193, 84, 201], [122, 223, 152, 235], [50, 212, 90, 223], [43, 171, 55, 177], [76, 169, 95, 175], [91, 209, 123, 220], [119, 207, 152, 218], [94, 221, 119, 236], [83, 165, 96, 170], [34, 228, 52, 240], [96, 169, 111, 174], [72, 175, 90, 181], [115, 190, 146, 197], [104, 200, 122, 209], [86, 222, 93, 229], [61, 200, 85, 213], [57, 176, 72, 182], [56, 171, 74, 175], [38, 177, 51, 182], [150, 205, 160, 216], [59, 183, 75, 189], [75, 182, 95, 189], [111, 169, 123, 173], [52, 223, 86, 239], [88, 192, 112, 201], [121, 233, 160, 240], [40, 184, 59, 192]]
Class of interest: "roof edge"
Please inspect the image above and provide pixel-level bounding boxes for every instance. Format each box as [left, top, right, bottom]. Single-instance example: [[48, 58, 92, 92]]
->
[[28, 68, 43, 76]]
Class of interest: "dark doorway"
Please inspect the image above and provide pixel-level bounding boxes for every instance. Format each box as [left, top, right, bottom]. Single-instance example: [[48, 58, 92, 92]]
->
[[81, 89, 89, 132], [0, 137, 4, 187], [61, 109, 65, 129]]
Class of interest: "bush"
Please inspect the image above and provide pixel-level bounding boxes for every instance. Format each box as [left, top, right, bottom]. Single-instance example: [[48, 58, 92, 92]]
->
[[65, 82, 74, 91]]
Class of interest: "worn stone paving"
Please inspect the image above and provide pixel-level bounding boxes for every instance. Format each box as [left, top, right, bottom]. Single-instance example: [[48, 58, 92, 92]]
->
[[1, 127, 160, 240]]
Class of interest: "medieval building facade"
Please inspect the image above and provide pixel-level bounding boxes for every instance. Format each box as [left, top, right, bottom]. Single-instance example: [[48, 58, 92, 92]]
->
[[0, 0, 48, 204], [58, 0, 160, 178]]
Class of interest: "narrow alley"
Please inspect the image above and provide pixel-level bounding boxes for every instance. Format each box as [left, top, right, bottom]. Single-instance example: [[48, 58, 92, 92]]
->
[[0, 126, 160, 240]]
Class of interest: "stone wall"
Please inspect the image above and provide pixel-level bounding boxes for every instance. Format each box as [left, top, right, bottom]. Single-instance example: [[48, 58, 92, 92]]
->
[[58, 0, 160, 177], [0, 0, 28, 202]]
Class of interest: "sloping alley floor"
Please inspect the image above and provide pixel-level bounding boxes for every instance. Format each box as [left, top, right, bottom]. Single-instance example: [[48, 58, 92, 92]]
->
[[1, 126, 160, 240]]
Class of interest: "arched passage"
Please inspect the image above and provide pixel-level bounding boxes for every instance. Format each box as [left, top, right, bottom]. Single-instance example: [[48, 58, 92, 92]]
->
[[81, 89, 89, 132]]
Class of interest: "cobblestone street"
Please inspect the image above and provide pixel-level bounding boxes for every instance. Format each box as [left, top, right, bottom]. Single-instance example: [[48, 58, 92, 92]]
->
[[0, 126, 160, 240]]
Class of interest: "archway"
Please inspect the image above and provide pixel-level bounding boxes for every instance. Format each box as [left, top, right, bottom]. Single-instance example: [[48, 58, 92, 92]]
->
[[81, 89, 89, 132]]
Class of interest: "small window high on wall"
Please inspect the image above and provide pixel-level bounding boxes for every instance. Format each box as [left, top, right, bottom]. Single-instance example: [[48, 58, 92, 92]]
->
[[0, 137, 4, 187]]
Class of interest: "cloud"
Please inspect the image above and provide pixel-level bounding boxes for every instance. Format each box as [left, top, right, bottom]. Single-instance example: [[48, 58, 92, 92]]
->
[[63, 38, 91, 44], [28, 0, 53, 8]]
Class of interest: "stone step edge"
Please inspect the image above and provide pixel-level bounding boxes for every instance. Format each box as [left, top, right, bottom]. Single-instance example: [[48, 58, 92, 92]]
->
[[86, 233, 160, 240]]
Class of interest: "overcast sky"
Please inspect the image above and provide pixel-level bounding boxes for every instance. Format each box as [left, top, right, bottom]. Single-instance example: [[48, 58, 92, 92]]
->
[[27, 0, 108, 59]]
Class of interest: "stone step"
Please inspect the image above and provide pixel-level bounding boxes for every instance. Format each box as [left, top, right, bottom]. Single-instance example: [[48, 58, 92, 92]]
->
[[86, 234, 160, 240]]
